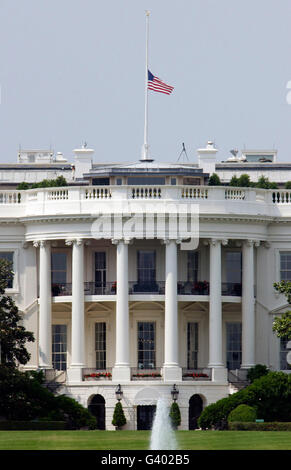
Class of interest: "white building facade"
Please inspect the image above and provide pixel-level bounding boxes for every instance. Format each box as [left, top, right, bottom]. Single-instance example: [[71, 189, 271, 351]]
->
[[1, 145, 291, 430]]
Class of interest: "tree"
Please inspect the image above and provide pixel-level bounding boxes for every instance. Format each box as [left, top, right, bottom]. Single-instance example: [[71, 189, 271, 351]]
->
[[208, 173, 221, 186], [229, 175, 239, 187], [273, 281, 291, 340], [169, 402, 181, 429], [256, 175, 278, 189], [0, 259, 34, 366], [112, 401, 126, 429]]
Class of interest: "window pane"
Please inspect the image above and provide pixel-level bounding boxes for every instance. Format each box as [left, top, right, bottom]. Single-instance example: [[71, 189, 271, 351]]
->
[[52, 324, 67, 371], [51, 253, 67, 284], [280, 337, 291, 370], [0, 252, 14, 288], [280, 252, 291, 281], [95, 322, 106, 369], [226, 322, 242, 369], [137, 251, 156, 284], [226, 252, 242, 284], [187, 252, 198, 282], [187, 322, 198, 369], [137, 322, 156, 369]]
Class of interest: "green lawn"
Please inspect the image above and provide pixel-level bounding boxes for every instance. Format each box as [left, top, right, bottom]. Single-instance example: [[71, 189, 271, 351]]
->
[[0, 430, 290, 450]]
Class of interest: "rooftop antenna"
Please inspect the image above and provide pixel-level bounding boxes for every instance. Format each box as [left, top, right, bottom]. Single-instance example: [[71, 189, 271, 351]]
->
[[177, 142, 189, 162]]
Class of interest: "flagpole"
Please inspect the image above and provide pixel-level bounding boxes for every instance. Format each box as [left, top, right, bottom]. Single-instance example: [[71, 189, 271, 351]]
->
[[142, 10, 150, 161]]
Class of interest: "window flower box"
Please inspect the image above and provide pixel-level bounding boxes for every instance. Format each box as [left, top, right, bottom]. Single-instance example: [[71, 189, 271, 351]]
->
[[84, 372, 112, 380], [182, 373, 209, 380]]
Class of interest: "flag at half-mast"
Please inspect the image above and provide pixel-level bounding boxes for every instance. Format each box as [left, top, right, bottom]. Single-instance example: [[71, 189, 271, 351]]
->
[[147, 70, 174, 95]]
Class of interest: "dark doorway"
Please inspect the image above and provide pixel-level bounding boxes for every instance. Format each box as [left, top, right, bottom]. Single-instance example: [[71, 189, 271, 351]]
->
[[189, 394, 203, 430], [88, 394, 105, 430], [137, 405, 156, 430]]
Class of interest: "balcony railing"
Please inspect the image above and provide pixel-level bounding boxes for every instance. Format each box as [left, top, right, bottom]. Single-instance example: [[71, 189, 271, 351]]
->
[[221, 282, 242, 296], [128, 281, 165, 294], [178, 281, 209, 295], [51, 281, 243, 297], [2, 185, 291, 222]]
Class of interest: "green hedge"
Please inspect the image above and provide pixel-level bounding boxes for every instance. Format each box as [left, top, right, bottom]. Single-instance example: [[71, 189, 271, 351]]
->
[[229, 422, 291, 431], [0, 420, 67, 430]]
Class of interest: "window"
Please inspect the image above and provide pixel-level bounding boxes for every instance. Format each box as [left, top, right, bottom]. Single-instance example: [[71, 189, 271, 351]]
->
[[92, 178, 109, 186], [0, 252, 14, 288], [171, 178, 176, 185], [52, 325, 67, 371], [128, 177, 165, 185], [280, 252, 291, 281], [95, 252, 106, 293], [280, 337, 291, 370], [116, 178, 122, 185], [187, 322, 198, 369], [183, 177, 201, 185], [226, 322, 242, 370], [51, 253, 67, 284], [187, 252, 198, 283], [137, 251, 156, 285], [226, 251, 242, 284], [137, 322, 156, 369], [95, 322, 106, 369]]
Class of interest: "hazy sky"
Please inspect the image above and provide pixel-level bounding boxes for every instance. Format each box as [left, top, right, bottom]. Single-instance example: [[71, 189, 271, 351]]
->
[[1, 0, 291, 164]]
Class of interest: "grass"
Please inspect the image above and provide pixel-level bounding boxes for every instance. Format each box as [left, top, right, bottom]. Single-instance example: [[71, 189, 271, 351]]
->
[[0, 430, 291, 450]]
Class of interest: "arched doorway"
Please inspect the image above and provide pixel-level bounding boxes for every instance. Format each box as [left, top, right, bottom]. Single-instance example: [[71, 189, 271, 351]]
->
[[88, 394, 105, 430], [137, 405, 156, 430], [189, 394, 203, 430]]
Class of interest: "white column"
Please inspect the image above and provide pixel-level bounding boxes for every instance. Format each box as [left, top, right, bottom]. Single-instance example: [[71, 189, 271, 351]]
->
[[35, 240, 52, 369], [241, 240, 256, 369], [112, 239, 130, 381], [208, 238, 227, 381], [67, 238, 85, 382], [163, 239, 182, 382]]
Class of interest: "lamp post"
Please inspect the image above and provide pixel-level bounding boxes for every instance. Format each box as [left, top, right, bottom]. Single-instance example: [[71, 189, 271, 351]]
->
[[171, 384, 179, 402], [115, 384, 123, 401]]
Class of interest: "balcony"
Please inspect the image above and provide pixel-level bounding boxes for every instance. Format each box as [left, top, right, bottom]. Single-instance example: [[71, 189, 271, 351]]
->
[[1, 185, 291, 221], [128, 281, 165, 294], [51, 281, 242, 297]]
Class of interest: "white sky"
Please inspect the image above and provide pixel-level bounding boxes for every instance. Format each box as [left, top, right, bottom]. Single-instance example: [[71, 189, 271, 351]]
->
[[1, 0, 291, 164]]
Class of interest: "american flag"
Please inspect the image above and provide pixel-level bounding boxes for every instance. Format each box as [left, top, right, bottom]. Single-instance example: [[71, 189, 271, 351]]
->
[[148, 70, 174, 95]]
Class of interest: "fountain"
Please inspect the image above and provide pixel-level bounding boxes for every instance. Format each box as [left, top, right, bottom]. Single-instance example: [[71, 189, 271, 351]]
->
[[150, 398, 178, 450]]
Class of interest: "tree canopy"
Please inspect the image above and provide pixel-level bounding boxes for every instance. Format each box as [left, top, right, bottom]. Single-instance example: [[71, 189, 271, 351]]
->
[[0, 259, 34, 366]]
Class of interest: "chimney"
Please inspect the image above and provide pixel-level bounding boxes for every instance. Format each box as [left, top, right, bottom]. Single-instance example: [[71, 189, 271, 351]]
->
[[197, 141, 218, 175], [73, 144, 93, 179]]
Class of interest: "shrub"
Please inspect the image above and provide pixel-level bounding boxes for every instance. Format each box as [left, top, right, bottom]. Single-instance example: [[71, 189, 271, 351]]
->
[[198, 371, 291, 429], [256, 176, 278, 189], [229, 422, 291, 431], [169, 402, 181, 429], [112, 402, 126, 429], [247, 364, 269, 383], [208, 173, 221, 186], [285, 181, 291, 189], [0, 420, 67, 430], [228, 404, 257, 423]]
